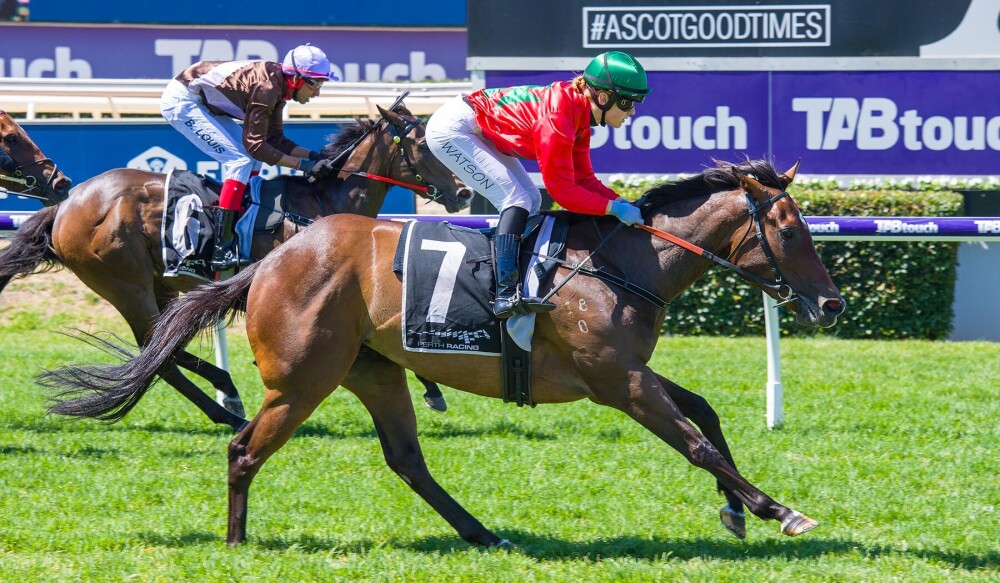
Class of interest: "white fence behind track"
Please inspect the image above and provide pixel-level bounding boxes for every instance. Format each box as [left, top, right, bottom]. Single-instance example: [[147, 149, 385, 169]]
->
[[0, 78, 473, 119]]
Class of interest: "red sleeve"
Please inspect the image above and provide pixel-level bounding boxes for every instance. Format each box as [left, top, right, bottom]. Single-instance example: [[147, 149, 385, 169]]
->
[[535, 112, 616, 216], [571, 132, 619, 201]]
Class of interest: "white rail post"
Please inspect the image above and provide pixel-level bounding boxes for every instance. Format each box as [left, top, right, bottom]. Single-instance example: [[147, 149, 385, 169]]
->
[[213, 320, 229, 370], [213, 320, 230, 406], [763, 291, 783, 429]]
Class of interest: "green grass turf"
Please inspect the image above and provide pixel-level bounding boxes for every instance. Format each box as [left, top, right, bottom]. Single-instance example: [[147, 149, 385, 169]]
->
[[0, 310, 997, 581]]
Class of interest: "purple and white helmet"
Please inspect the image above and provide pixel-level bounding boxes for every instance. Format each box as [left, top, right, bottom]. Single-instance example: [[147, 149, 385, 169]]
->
[[281, 44, 338, 81]]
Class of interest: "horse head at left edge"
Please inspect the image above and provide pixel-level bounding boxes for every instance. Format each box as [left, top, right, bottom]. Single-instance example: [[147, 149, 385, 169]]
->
[[0, 110, 73, 205]]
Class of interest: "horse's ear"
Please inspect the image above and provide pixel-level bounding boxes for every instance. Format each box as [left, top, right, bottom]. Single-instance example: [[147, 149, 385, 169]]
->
[[377, 104, 404, 128], [778, 158, 801, 189], [740, 173, 771, 203]]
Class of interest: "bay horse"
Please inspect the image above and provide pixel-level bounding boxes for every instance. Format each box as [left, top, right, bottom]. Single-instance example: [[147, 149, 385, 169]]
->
[[0, 110, 73, 203], [43, 159, 845, 546], [3, 101, 470, 429]]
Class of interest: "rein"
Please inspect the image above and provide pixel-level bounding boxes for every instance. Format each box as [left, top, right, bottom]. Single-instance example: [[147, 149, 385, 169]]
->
[[539, 189, 798, 310], [251, 93, 435, 227]]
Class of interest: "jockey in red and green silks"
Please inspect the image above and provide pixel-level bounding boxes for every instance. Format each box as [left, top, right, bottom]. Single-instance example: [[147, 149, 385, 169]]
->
[[426, 51, 651, 318]]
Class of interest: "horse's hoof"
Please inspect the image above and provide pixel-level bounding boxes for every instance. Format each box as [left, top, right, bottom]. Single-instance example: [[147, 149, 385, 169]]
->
[[217, 392, 246, 418], [720, 504, 746, 539], [780, 511, 819, 536], [492, 538, 516, 551], [423, 394, 448, 413]]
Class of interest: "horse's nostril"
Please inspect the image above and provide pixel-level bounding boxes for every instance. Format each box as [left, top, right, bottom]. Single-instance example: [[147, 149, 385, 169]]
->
[[824, 298, 845, 315]]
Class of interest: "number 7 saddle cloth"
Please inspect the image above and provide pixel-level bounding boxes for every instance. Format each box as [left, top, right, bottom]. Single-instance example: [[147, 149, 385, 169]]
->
[[393, 215, 567, 356]]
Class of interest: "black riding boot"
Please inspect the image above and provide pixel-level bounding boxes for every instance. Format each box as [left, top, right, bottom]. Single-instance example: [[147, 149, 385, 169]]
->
[[209, 206, 249, 272], [491, 207, 555, 319]]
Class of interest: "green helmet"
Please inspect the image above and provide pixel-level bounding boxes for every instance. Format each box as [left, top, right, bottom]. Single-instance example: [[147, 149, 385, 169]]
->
[[583, 51, 650, 101]]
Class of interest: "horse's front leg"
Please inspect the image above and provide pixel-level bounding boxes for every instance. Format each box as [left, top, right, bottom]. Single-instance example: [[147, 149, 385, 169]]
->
[[655, 372, 746, 538], [598, 365, 817, 537], [175, 350, 246, 418]]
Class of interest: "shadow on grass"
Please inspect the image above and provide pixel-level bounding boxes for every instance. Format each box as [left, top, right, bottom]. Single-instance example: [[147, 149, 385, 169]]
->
[[293, 419, 556, 442], [2, 418, 235, 437], [138, 531, 223, 547], [133, 529, 1000, 571], [404, 532, 999, 571]]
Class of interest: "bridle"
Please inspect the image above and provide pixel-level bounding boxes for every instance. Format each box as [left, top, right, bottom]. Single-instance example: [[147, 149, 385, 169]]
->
[[317, 92, 444, 204], [724, 191, 797, 305], [0, 110, 63, 201]]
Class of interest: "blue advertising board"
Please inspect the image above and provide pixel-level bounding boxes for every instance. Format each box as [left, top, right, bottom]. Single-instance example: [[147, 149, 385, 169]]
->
[[28, 0, 466, 27], [0, 121, 417, 214], [486, 69, 1000, 176], [0, 24, 466, 81]]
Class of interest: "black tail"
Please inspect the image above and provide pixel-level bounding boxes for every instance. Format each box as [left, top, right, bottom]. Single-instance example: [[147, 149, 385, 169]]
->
[[40, 263, 261, 423], [0, 205, 61, 293]]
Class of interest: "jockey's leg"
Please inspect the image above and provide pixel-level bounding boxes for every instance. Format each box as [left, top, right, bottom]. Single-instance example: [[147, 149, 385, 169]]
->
[[491, 206, 554, 319], [162, 87, 254, 273], [210, 179, 251, 272]]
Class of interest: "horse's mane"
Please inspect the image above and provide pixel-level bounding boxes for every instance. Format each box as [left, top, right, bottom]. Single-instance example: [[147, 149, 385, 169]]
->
[[639, 159, 783, 215], [320, 117, 378, 161]]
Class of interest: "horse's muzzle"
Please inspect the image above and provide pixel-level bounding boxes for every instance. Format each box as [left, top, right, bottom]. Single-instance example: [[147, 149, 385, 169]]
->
[[792, 293, 846, 328]]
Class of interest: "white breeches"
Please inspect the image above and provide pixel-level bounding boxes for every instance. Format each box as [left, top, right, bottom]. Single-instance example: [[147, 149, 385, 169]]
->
[[160, 79, 262, 183], [425, 95, 541, 215]]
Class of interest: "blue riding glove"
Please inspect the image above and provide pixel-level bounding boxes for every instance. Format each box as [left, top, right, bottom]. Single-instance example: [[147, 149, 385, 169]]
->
[[608, 199, 644, 226]]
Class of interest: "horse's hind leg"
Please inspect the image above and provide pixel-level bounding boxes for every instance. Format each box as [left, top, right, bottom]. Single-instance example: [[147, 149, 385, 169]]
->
[[344, 349, 502, 547], [655, 372, 746, 538], [226, 336, 361, 545]]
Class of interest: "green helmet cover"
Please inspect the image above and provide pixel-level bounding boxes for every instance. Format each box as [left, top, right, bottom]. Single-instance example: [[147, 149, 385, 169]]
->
[[583, 51, 650, 101]]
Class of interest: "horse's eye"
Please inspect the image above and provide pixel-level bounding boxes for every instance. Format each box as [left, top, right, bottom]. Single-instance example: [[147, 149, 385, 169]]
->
[[3, 134, 16, 145], [779, 228, 795, 241], [417, 141, 430, 152]]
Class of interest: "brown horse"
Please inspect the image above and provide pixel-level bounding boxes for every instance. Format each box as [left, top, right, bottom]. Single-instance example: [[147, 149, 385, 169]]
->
[[0, 110, 73, 203], [3, 102, 470, 429], [43, 159, 845, 546]]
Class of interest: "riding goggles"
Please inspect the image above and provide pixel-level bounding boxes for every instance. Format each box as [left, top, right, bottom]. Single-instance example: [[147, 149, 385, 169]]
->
[[615, 93, 644, 112], [302, 77, 325, 89]]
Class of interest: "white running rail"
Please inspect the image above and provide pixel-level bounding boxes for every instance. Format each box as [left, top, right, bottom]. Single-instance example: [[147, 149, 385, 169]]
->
[[0, 77, 472, 119]]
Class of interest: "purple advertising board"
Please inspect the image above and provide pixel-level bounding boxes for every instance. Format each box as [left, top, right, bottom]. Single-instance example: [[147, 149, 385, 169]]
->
[[486, 69, 1000, 176], [0, 24, 466, 81], [773, 71, 999, 175]]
